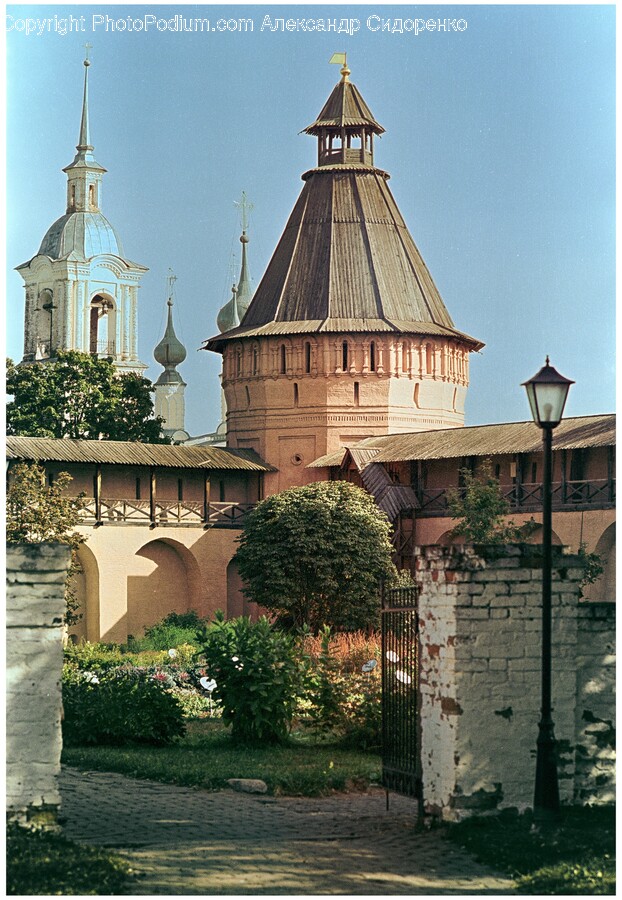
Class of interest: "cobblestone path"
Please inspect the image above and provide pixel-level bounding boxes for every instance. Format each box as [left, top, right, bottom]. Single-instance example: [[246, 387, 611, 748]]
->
[[60, 767, 516, 895]]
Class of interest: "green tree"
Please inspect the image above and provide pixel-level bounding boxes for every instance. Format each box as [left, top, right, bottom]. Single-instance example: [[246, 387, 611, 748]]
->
[[6, 462, 86, 624], [447, 459, 534, 544], [234, 481, 396, 632], [6, 351, 169, 442]]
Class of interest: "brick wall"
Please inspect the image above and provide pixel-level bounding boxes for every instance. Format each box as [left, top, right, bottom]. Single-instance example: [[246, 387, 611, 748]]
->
[[414, 544, 615, 821], [6, 543, 70, 827]]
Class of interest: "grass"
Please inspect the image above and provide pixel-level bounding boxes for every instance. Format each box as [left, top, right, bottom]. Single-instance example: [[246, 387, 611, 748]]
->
[[447, 805, 615, 894], [6, 822, 133, 895], [61, 719, 382, 796]]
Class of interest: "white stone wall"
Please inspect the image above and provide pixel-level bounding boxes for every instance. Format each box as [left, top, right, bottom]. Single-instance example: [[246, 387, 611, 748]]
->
[[574, 602, 616, 803], [414, 544, 613, 820], [6, 543, 70, 827]]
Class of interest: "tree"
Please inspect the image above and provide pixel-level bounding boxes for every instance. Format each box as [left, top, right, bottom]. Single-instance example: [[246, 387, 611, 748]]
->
[[6, 462, 86, 624], [447, 459, 534, 543], [234, 481, 396, 632], [6, 351, 169, 442]]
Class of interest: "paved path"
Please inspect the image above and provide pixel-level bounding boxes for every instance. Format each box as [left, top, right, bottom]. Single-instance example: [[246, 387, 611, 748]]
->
[[60, 767, 516, 895]]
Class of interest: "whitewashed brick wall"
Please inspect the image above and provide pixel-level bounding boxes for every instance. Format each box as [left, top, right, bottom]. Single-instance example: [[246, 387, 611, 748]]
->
[[6, 543, 70, 827], [414, 544, 614, 821]]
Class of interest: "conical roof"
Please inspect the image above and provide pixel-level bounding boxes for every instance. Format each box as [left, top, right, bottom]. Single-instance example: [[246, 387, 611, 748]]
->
[[205, 70, 482, 353], [304, 72, 384, 135]]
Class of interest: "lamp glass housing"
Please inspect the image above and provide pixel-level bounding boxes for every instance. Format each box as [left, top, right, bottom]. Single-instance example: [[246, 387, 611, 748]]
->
[[522, 360, 574, 428]]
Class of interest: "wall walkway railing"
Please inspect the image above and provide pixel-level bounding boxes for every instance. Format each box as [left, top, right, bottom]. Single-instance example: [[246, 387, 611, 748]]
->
[[416, 478, 615, 518], [77, 498, 256, 528]]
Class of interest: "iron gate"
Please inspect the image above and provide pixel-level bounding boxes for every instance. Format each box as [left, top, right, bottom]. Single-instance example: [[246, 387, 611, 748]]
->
[[381, 584, 422, 800]]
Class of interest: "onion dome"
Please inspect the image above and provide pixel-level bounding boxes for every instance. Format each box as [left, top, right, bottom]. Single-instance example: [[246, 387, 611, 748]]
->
[[217, 283, 241, 334], [154, 295, 187, 385]]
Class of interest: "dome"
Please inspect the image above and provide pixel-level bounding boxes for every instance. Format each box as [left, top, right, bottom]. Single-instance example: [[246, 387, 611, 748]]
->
[[154, 300, 187, 370], [38, 211, 125, 260]]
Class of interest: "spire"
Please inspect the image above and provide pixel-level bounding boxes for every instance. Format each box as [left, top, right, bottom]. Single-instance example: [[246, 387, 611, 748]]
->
[[64, 47, 105, 173], [234, 192, 254, 316], [216, 193, 255, 331], [154, 271, 187, 382], [77, 45, 92, 151]]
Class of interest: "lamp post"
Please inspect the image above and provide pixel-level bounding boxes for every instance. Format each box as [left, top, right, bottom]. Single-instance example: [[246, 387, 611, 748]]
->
[[522, 357, 574, 821]]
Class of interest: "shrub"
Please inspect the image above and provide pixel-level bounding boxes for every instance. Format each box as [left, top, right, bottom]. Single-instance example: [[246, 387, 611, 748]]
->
[[63, 641, 126, 672], [200, 613, 306, 744], [301, 628, 382, 749], [125, 611, 208, 652], [62, 670, 186, 746]]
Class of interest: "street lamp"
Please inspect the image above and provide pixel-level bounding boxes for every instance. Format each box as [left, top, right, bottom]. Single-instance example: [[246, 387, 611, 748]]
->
[[522, 357, 574, 822]]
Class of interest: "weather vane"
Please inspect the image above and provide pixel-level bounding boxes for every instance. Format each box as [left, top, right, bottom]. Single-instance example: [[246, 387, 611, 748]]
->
[[234, 191, 254, 234]]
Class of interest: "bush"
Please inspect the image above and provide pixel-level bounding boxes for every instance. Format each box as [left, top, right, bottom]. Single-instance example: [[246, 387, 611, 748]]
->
[[200, 613, 306, 744], [301, 628, 382, 749], [62, 670, 186, 746], [125, 611, 208, 652], [64, 641, 126, 672]]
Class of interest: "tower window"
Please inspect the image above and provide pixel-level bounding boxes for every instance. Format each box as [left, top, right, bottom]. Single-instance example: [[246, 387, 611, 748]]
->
[[177, 478, 184, 501], [370, 341, 376, 372], [531, 462, 538, 484], [135, 478, 141, 500], [280, 344, 286, 374], [293, 383, 299, 407], [304, 341, 311, 374], [252, 347, 258, 375], [426, 344, 433, 375], [402, 344, 409, 373], [414, 384, 420, 407], [354, 382, 360, 406], [342, 341, 348, 371], [235, 351, 242, 377], [245, 385, 251, 408]]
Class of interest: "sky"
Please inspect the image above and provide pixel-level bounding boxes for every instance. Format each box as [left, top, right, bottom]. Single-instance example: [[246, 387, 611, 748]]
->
[[5, 2, 616, 437]]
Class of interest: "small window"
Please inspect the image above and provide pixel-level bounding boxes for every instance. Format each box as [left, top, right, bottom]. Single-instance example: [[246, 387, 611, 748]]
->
[[402, 344, 409, 372], [293, 383, 299, 407], [426, 344, 433, 375], [495, 465, 501, 480], [235, 351, 242, 378], [342, 341, 348, 371], [135, 478, 141, 500], [177, 478, 184, 501], [252, 347, 258, 376], [370, 341, 376, 372], [354, 382, 360, 406], [531, 462, 538, 483], [280, 345, 286, 374], [414, 384, 420, 407], [219, 480, 225, 502], [245, 385, 251, 408], [304, 342, 311, 374], [48, 472, 55, 486]]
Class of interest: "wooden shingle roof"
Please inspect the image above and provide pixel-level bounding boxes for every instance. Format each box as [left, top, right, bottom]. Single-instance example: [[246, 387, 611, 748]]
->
[[6, 436, 275, 471], [307, 414, 616, 467], [303, 78, 385, 135]]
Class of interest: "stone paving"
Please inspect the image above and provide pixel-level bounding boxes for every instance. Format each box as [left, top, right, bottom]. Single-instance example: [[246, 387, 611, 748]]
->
[[60, 767, 516, 895]]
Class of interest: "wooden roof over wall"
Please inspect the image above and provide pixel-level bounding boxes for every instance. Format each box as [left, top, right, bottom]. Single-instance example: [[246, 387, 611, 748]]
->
[[6, 436, 275, 471], [307, 414, 616, 468]]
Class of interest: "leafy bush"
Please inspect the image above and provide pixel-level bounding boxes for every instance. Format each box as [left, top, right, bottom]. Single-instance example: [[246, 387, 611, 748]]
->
[[64, 641, 126, 672], [62, 670, 186, 746], [300, 628, 382, 749], [200, 613, 306, 744], [125, 611, 208, 652]]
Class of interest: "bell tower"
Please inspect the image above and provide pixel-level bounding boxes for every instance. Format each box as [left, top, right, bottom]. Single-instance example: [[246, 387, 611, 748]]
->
[[16, 49, 148, 374], [204, 62, 483, 492]]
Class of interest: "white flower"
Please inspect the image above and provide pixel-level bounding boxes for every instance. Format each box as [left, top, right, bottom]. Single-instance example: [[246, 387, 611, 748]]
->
[[168, 649, 178, 658], [231, 656, 239, 662]]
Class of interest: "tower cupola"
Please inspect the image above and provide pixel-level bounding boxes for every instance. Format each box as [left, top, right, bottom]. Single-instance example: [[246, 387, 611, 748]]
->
[[154, 272, 188, 442]]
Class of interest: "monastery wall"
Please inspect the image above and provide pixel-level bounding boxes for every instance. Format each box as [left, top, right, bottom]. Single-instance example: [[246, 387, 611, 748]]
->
[[6, 543, 70, 827], [414, 544, 615, 820]]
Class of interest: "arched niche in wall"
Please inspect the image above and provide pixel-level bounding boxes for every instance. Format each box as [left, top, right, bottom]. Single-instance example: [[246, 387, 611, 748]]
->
[[585, 522, 616, 603], [127, 538, 201, 638], [67, 543, 101, 643]]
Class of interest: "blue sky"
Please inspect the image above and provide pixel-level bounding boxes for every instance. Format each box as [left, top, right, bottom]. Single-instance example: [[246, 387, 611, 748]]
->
[[6, 3, 615, 436]]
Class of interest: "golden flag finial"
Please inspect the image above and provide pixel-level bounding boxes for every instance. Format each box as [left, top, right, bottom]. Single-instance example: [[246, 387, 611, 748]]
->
[[328, 52, 350, 81]]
